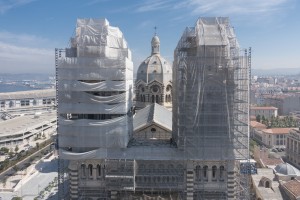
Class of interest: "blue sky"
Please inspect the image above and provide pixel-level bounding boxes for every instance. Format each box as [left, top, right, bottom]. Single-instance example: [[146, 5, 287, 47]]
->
[[0, 0, 299, 74]]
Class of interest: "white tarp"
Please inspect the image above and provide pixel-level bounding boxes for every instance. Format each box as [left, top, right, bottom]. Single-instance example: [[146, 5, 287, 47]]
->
[[58, 91, 128, 103], [58, 102, 130, 114], [57, 18, 133, 151], [58, 57, 133, 69], [58, 80, 129, 91]]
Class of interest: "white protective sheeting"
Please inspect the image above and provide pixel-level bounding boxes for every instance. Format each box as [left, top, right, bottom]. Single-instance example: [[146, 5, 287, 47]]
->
[[58, 102, 130, 114], [58, 91, 128, 103], [58, 57, 133, 69], [58, 80, 129, 91], [57, 68, 133, 81], [57, 18, 133, 150]]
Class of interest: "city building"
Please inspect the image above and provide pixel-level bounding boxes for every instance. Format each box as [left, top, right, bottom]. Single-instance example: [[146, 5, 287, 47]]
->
[[250, 106, 278, 119], [0, 89, 55, 119], [286, 128, 300, 169], [252, 128, 293, 148], [264, 94, 300, 115], [0, 112, 56, 147], [250, 121, 266, 141], [281, 179, 300, 200], [135, 34, 172, 110], [251, 164, 300, 200], [57, 17, 250, 199]]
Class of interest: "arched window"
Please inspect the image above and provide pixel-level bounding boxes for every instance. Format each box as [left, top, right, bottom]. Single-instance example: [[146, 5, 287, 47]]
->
[[203, 166, 208, 181], [219, 166, 225, 180], [196, 165, 201, 181], [143, 95, 146, 102], [97, 164, 101, 177], [140, 94, 143, 102], [81, 164, 86, 177], [156, 95, 159, 103], [152, 95, 155, 103], [33, 99, 37, 106], [212, 166, 217, 180], [165, 94, 168, 102], [88, 164, 93, 177], [265, 181, 270, 188]]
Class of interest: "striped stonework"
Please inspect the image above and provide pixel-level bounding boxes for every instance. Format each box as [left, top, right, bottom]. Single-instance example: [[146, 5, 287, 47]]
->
[[186, 169, 194, 200], [69, 168, 79, 199]]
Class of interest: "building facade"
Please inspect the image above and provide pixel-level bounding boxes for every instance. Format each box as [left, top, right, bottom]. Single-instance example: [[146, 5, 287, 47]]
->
[[135, 35, 172, 110], [286, 128, 300, 169], [0, 89, 55, 118], [250, 106, 278, 119]]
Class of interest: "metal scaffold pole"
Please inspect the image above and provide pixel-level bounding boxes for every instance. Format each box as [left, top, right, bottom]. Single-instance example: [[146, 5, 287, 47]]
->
[[56, 48, 67, 200]]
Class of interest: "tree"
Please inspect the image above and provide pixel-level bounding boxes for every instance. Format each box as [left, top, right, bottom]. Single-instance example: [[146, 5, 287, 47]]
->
[[0, 147, 9, 154], [256, 115, 261, 122]]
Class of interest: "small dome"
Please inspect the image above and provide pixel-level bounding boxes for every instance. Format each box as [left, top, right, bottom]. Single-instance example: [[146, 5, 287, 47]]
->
[[274, 163, 300, 176], [151, 35, 160, 45]]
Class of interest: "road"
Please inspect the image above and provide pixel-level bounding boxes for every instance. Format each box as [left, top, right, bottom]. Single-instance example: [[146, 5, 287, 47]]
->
[[0, 156, 58, 200]]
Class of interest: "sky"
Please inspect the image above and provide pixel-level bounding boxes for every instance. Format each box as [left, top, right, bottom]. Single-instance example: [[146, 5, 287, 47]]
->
[[0, 0, 299, 74]]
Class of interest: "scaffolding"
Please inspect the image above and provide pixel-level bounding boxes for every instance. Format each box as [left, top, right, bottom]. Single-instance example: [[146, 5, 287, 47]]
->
[[173, 17, 250, 199], [56, 17, 250, 200]]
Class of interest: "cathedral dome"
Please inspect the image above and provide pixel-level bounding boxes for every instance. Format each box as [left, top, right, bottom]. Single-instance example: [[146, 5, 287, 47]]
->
[[136, 35, 172, 85], [135, 34, 173, 109]]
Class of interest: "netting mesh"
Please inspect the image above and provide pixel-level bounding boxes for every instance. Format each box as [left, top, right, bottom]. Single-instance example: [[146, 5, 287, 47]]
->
[[173, 17, 249, 160]]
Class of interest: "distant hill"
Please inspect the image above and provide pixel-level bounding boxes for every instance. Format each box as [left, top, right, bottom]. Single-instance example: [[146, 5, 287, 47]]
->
[[252, 68, 300, 76]]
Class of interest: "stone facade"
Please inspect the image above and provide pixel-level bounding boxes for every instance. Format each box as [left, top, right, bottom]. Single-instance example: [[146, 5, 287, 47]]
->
[[286, 128, 300, 169]]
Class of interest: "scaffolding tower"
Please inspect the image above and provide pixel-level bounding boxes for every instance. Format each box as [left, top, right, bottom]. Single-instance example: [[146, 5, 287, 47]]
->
[[173, 17, 250, 199]]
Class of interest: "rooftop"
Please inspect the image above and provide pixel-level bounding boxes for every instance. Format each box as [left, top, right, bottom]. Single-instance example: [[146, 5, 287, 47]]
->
[[133, 103, 172, 132], [250, 121, 267, 129], [251, 106, 278, 110], [251, 168, 284, 200], [0, 112, 56, 137], [0, 89, 55, 101], [262, 128, 294, 135], [282, 179, 300, 198]]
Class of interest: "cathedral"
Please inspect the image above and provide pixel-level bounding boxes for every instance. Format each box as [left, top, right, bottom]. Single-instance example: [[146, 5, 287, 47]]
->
[[56, 17, 250, 200], [135, 33, 172, 110]]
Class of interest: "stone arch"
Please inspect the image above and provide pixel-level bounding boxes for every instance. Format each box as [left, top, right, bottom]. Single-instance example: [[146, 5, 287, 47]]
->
[[88, 164, 93, 178], [212, 165, 217, 180], [265, 181, 270, 188], [97, 164, 101, 177], [203, 165, 208, 181], [219, 165, 225, 180], [81, 164, 86, 177]]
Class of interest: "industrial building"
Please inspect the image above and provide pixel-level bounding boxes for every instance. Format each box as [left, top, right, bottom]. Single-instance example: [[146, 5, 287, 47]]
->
[[56, 17, 250, 199]]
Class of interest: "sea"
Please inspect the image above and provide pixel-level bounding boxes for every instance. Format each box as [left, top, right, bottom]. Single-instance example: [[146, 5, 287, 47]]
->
[[0, 83, 38, 93]]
